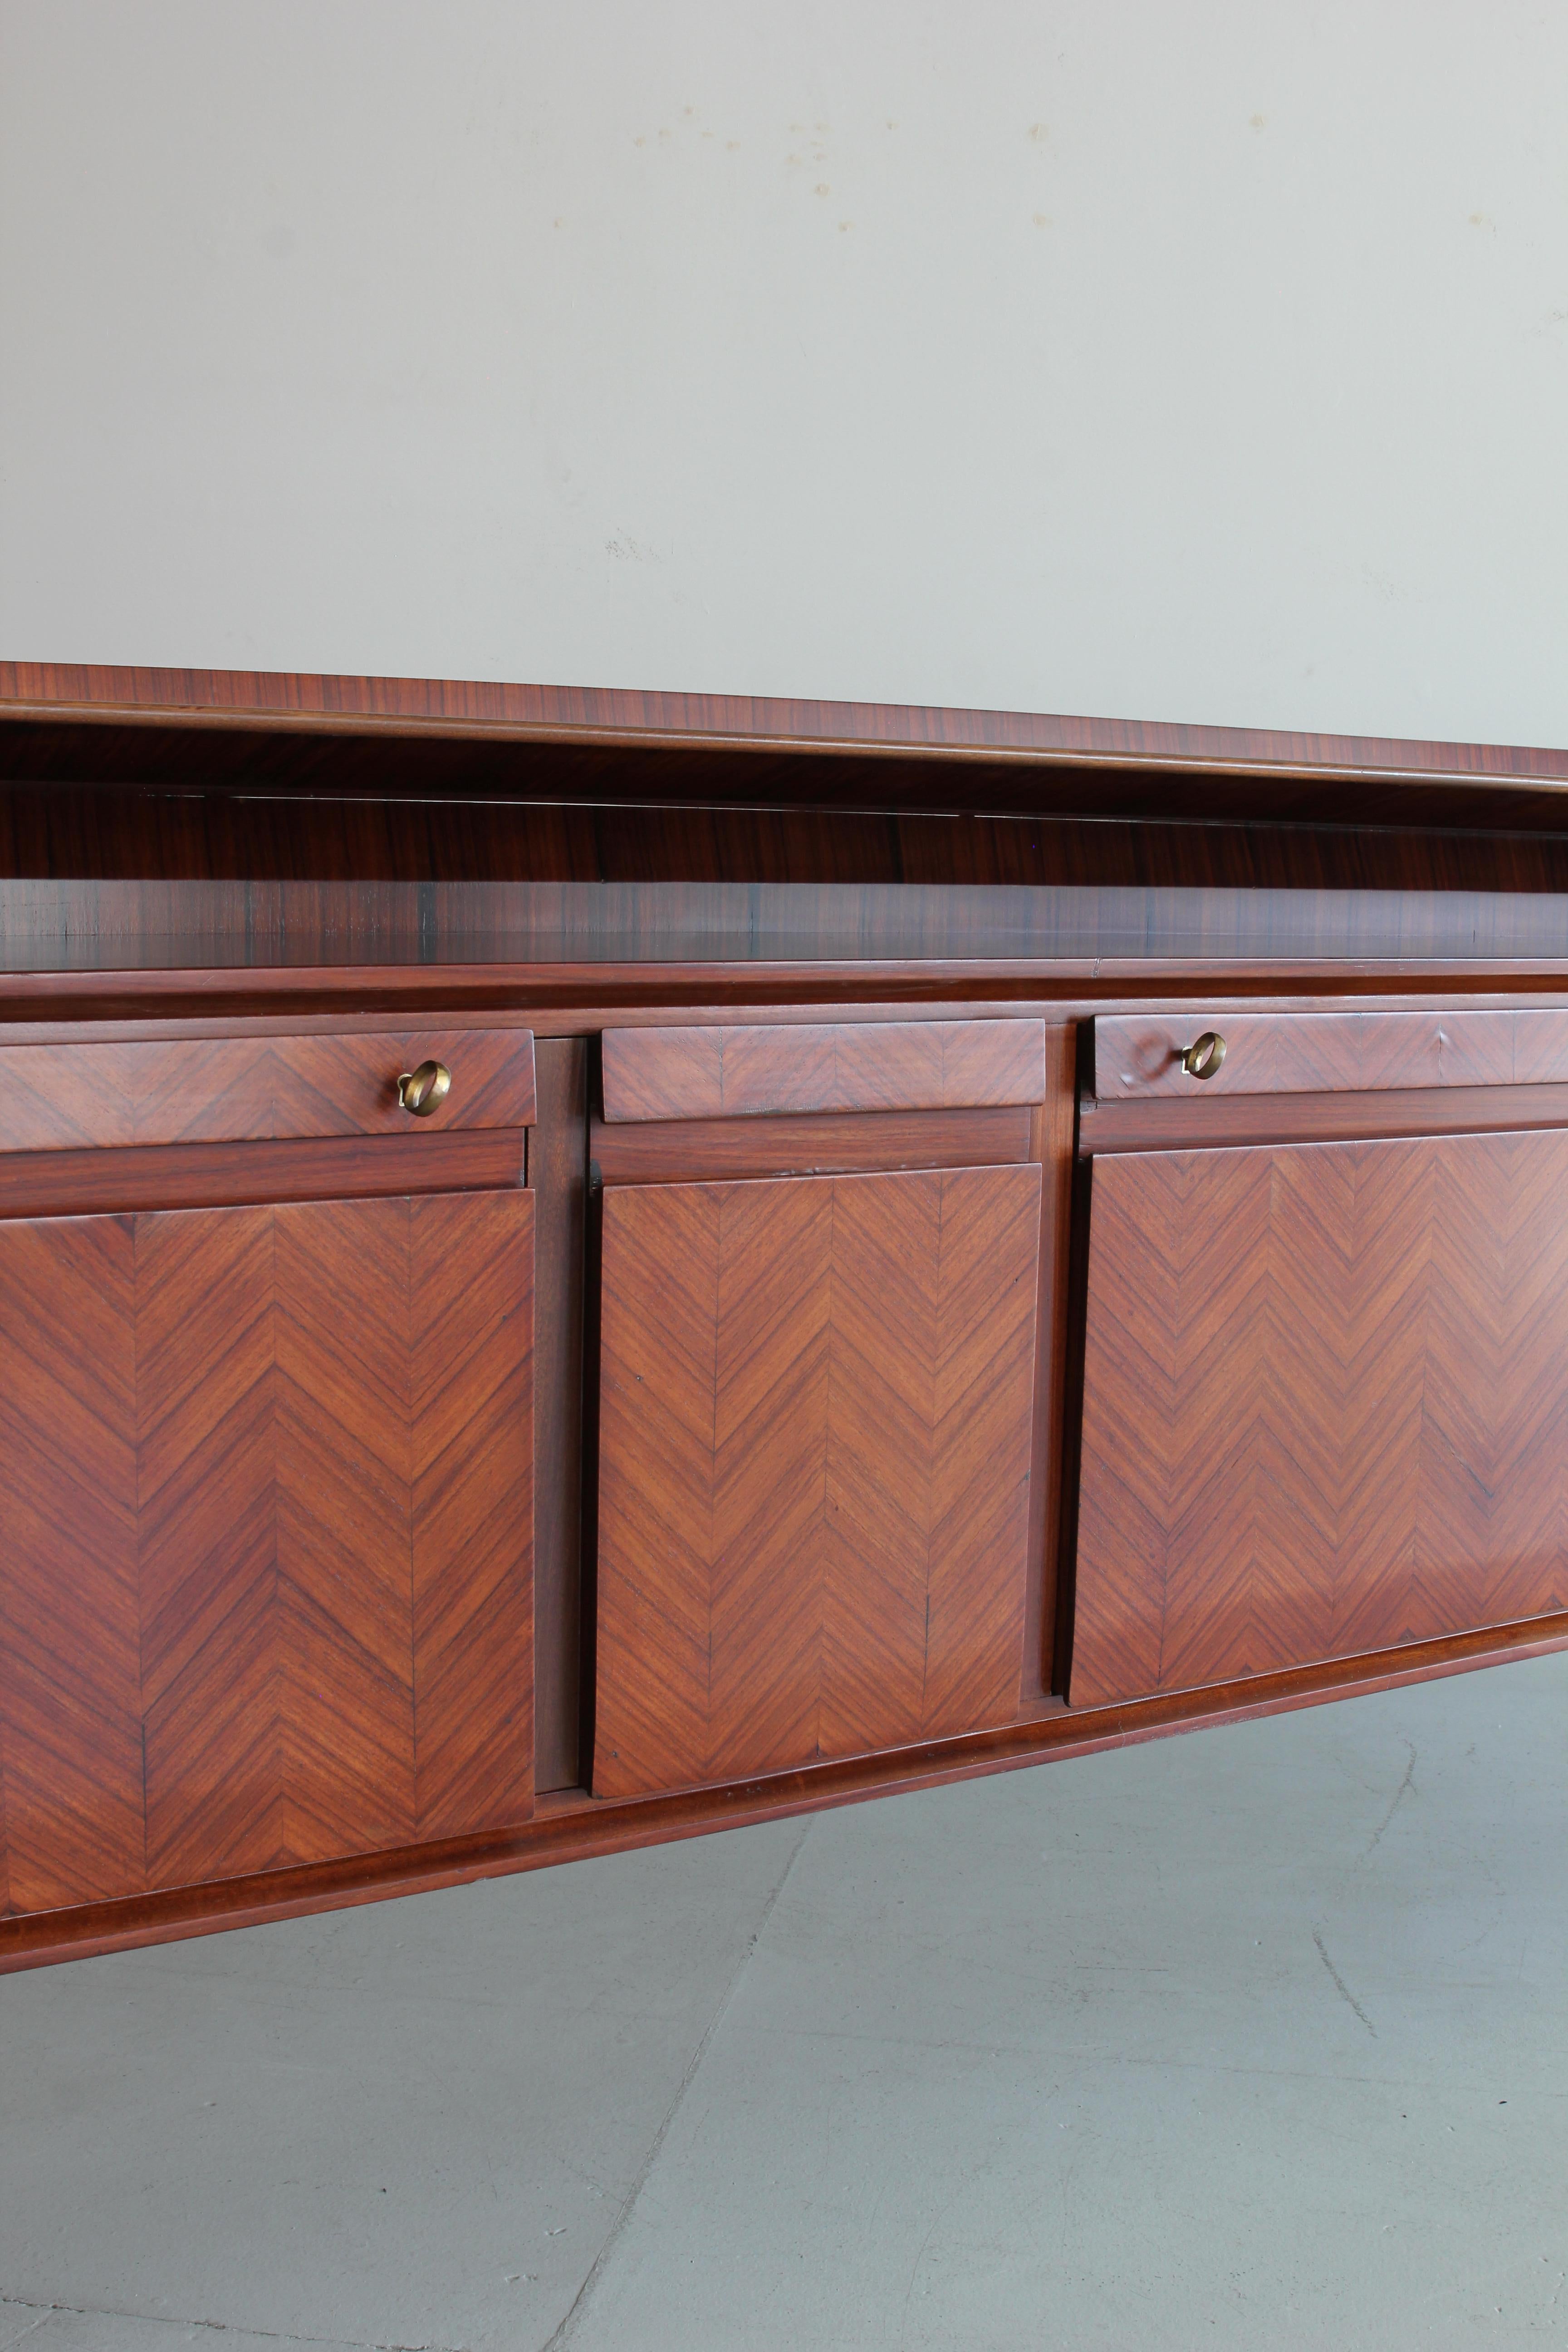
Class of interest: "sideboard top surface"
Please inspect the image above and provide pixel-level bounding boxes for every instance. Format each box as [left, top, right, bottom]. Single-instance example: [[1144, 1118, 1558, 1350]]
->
[[6, 660, 1568, 799]]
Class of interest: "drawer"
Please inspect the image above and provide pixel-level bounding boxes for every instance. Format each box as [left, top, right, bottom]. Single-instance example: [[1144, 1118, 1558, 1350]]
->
[[601, 1019, 1048, 1122], [0, 1027, 536, 1153], [1093, 1008, 1568, 1100]]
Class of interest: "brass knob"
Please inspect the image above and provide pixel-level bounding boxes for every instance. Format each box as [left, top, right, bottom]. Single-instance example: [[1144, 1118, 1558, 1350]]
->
[[1180, 1031, 1227, 1082], [397, 1059, 452, 1117]]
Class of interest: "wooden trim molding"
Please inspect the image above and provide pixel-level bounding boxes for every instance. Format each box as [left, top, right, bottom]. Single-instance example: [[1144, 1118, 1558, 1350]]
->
[[4, 661, 1568, 789], [590, 1105, 1033, 1186], [1080, 1080, 1568, 1156], [0, 1132, 528, 1220]]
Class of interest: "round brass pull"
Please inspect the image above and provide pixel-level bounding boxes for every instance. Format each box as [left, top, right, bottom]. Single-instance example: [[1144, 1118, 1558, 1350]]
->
[[397, 1059, 452, 1117], [1180, 1031, 1227, 1082]]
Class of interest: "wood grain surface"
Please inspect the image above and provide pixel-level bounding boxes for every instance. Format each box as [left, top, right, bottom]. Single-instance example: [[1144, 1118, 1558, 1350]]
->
[[0, 1189, 533, 1917], [593, 1163, 1041, 1798], [0, 1216, 143, 1913], [1069, 1129, 1568, 1706], [601, 1019, 1049, 1121], [20, 879, 1568, 982], [23, 780, 1568, 899], [4, 1600, 1567, 1975], [22, 782, 1568, 898], [1079, 1080, 1568, 1156], [0, 1131, 526, 1222], [589, 1105, 1033, 1186], [0, 1029, 535, 1152], [7, 661, 1568, 792], [1092, 1009, 1568, 1099]]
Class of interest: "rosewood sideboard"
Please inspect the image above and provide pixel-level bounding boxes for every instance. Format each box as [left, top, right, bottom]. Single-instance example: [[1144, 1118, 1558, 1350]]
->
[[5, 661, 1568, 1970]]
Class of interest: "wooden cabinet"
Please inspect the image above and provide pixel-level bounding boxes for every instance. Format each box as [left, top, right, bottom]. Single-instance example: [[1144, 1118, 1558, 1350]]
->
[[1068, 1020, 1568, 1708], [0, 1027, 536, 1923], [587, 1017, 1053, 1799], [32, 991, 1568, 1944]]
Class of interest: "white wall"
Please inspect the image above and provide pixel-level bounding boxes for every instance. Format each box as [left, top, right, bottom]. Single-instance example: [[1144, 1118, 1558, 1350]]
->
[[3, 0, 1566, 745]]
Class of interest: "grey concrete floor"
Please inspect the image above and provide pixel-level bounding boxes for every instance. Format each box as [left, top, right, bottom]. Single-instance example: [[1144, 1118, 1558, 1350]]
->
[[2, 1655, 1566, 2352]]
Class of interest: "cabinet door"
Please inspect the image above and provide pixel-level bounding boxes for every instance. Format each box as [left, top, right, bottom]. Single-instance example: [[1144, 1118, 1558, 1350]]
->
[[1068, 1128, 1568, 1707], [592, 1162, 1041, 1798], [0, 1189, 533, 1918]]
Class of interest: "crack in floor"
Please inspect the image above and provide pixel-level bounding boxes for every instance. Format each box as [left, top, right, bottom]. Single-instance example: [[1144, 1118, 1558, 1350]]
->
[[1364, 1740, 1418, 1857], [1312, 1927, 1377, 2038], [0, 2297, 457, 2352], [541, 1815, 814, 2350], [1, 1825, 816, 2352]]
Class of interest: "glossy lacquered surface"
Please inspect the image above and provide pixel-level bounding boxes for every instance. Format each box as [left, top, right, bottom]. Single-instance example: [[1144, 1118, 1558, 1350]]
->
[[1093, 1008, 1568, 1098], [5, 1605, 1565, 1976], [601, 1019, 1049, 1121], [1070, 1129, 1568, 1707], [1080, 1081, 1568, 1156], [14, 666, 1568, 983], [0, 1026, 535, 1150], [6, 662, 1568, 1966], [8, 660, 1568, 819], [593, 1164, 1042, 1798], [0, 1189, 534, 1918], [590, 1104, 1034, 1186], [17, 880, 1568, 981]]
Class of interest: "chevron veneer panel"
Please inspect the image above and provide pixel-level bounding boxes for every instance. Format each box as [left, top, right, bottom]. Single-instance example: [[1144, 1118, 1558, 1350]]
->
[[1093, 1009, 1568, 1101], [1070, 1129, 1568, 1706], [0, 1188, 533, 1918], [0, 1030, 535, 1153], [0, 1218, 144, 1914], [593, 1163, 1041, 1798], [409, 1191, 535, 1838], [601, 1021, 1049, 1122]]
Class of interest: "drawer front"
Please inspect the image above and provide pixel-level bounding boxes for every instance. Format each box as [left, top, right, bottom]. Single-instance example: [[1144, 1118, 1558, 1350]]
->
[[1093, 1008, 1568, 1100], [0, 1029, 535, 1152], [1068, 1127, 1568, 1708], [601, 1019, 1048, 1122]]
